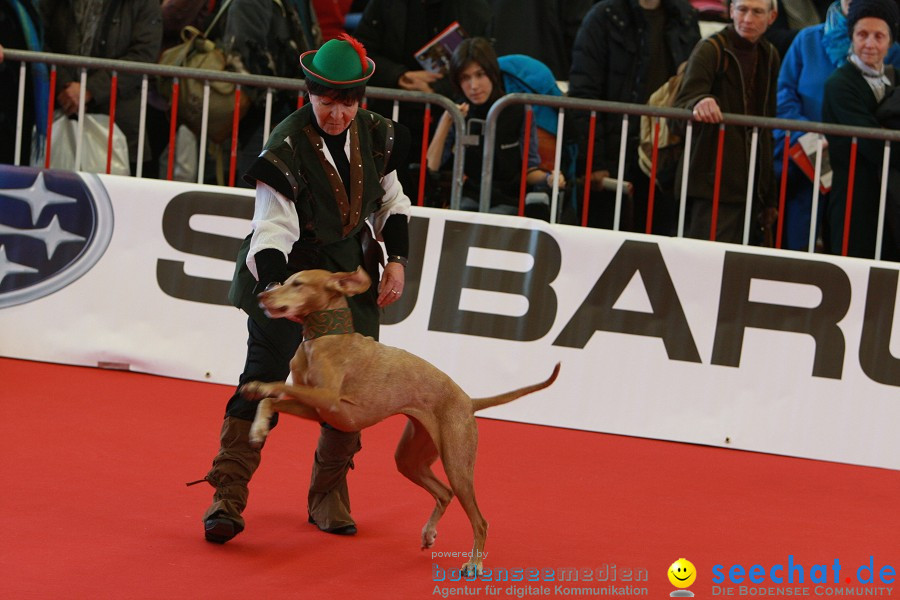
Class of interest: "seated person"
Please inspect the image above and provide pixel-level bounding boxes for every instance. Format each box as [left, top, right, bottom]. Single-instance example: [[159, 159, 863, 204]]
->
[[426, 37, 565, 218]]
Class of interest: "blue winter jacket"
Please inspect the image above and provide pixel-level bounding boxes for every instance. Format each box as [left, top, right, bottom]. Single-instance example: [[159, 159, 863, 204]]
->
[[775, 24, 900, 153]]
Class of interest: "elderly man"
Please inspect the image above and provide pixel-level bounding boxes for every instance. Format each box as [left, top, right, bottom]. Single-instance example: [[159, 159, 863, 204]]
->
[[674, 0, 781, 245], [195, 35, 412, 544]]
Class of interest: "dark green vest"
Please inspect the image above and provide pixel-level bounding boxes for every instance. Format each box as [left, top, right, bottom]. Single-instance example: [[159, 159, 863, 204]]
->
[[229, 106, 399, 337]]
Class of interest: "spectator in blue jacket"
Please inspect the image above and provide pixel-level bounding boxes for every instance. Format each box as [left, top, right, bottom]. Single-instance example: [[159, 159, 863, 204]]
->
[[0, 1, 47, 166], [775, 0, 900, 251]]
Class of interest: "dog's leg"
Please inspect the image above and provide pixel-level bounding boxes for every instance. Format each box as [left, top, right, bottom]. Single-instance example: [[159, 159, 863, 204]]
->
[[241, 381, 340, 413], [249, 398, 275, 447], [394, 418, 454, 550], [247, 393, 325, 447], [438, 414, 488, 577]]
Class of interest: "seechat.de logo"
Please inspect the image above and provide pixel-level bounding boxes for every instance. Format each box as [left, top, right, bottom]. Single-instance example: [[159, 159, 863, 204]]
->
[[669, 558, 697, 597], [0, 167, 114, 308]]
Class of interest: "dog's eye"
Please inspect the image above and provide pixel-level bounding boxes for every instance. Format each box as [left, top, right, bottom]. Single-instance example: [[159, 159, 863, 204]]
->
[[292, 280, 302, 287]]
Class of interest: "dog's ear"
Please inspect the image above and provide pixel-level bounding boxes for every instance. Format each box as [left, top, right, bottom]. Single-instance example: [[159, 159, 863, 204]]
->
[[327, 267, 371, 296]]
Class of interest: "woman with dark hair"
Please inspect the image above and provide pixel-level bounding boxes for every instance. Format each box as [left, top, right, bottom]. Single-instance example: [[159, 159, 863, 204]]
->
[[426, 37, 565, 215]]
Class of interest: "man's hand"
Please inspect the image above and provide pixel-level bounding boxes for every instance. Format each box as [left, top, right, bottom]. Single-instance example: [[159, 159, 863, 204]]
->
[[692, 97, 723, 123], [377, 261, 406, 307], [399, 70, 443, 93], [759, 206, 778, 228], [57, 82, 92, 116], [437, 102, 469, 127], [548, 170, 566, 189], [589, 169, 634, 195], [589, 169, 611, 191]]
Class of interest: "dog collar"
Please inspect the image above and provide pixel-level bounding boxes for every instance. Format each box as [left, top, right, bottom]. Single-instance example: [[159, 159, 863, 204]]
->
[[303, 308, 355, 341]]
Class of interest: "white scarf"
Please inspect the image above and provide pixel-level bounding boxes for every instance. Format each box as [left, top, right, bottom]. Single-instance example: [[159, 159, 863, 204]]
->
[[849, 53, 891, 102]]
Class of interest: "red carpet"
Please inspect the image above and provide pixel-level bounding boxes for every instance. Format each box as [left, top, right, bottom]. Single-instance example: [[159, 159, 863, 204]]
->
[[1, 357, 897, 599]]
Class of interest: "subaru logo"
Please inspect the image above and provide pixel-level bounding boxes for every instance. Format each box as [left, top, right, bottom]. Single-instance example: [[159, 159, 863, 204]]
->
[[0, 166, 114, 308]]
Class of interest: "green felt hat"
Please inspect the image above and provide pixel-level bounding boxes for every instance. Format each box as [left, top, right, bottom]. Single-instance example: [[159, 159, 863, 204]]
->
[[300, 35, 376, 89]]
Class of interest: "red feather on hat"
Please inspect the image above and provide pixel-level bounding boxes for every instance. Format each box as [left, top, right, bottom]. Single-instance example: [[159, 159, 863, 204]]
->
[[339, 33, 368, 73]]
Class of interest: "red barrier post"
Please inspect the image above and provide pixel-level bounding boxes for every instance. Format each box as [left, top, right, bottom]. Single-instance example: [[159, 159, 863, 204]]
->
[[417, 104, 431, 207], [229, 85, 242, 187], [106, 71, 118, 175], [518, 106, 533, 217], [710, 123, 726, 241], [776, 131, 791, 248], [167, 78, 180, 180], [646, 118, 661, 234], [843, 137, 858, 256], [45, 66, 57, 169], [581, 111, 597, 227]]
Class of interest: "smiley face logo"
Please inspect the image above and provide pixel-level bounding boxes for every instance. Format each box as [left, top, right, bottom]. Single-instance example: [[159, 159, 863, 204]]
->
[[668, 558, 697, 588]]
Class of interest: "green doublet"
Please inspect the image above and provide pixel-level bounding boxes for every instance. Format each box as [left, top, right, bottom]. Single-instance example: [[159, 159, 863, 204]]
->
[[230, 106, 399, 338]]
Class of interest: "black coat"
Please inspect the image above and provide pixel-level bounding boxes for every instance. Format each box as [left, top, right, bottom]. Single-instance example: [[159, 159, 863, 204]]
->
[[825, 62, 897, 259], [41, 0, 162, 159], [40, 0, 162, 161], [674, 27, 779, 208], [353, 0, 493, 183], [567, 0, 700, 174], [489, 0, 592, 81], [354, 0, 493, 99]]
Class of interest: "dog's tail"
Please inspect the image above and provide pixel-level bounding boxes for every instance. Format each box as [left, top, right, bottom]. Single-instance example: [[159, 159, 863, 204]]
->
[[470, 363, 560, 413]]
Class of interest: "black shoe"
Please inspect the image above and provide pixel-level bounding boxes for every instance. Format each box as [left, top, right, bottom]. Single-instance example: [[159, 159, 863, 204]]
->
[[308, 515, 357, 536], [204, 516, 243, 544]]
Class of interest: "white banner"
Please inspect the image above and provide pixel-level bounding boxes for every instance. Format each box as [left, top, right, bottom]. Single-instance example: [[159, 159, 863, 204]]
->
[[1, 165, 898, 470]]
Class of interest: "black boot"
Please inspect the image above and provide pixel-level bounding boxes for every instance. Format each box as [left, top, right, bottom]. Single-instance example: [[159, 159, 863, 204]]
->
[[307, 424, 361, 535], [199, 417, 262, 543]]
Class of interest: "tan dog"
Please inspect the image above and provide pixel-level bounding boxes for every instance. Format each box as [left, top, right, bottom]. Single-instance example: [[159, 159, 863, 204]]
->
[[240, 267, 559, 576]]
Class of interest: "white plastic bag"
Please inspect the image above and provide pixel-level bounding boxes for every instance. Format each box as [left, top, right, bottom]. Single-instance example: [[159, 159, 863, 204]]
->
[[49, 113, 131, 176], [157, 124, 199, 182]]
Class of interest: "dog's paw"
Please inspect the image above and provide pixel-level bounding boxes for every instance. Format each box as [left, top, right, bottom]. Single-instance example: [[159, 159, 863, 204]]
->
[[420, 526, 437, 549], [240, 381, 270, 401], [460, 562, 482, 578]]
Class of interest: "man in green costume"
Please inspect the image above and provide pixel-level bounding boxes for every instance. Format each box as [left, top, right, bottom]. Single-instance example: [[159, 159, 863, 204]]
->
[[196, 34, 412, 543]]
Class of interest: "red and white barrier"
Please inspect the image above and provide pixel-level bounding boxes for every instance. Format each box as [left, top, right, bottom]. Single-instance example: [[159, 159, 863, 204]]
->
[[1, 165, 897, 469]]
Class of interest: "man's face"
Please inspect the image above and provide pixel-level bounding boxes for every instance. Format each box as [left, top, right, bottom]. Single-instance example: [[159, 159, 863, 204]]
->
[[730, 0, 777, 44], [309, 93, 359, 135]]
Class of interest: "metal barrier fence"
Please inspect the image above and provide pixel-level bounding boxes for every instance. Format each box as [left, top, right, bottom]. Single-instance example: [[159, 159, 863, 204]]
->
[[481, 92, 900, 259], [4, 49, 900, 260], [2, 48, 467, 208]]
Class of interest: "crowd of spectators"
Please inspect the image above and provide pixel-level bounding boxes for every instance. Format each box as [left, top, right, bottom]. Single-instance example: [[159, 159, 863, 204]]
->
[[0, 0, 898, 259]]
